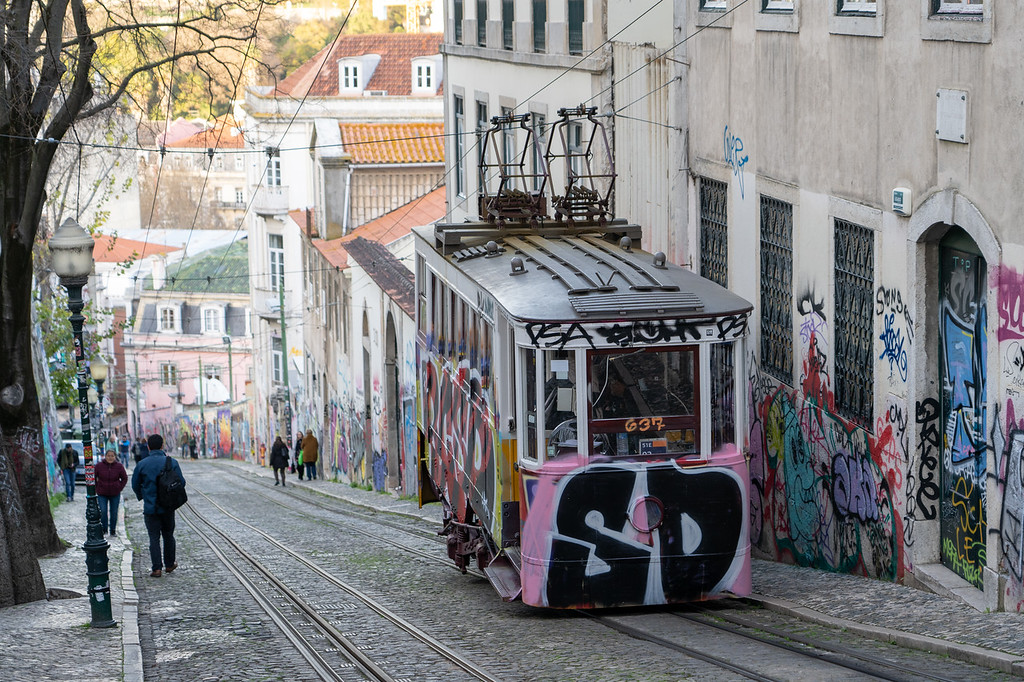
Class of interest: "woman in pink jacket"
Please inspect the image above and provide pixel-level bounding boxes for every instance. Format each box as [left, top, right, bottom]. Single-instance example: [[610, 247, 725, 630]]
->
[[95, 448, 129, 536]]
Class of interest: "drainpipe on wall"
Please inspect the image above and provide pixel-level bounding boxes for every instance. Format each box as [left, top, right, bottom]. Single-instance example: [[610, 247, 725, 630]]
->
[[342, 165, 353, 235]]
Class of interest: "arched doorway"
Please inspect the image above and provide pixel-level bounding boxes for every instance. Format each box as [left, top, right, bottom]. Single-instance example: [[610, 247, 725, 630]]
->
[[938, 227, 987, 589], [385, 313, 400, 491]]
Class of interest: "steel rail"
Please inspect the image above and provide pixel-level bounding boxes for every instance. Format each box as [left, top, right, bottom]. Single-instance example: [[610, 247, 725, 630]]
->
[[179, 507, 378, 681], [680, 608, 963, 682], [190, 488, 502, 682]]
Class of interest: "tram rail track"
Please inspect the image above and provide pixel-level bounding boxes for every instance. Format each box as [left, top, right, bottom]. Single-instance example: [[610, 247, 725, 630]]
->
[[204, 463, 988, 681], [187, 488, 501, 682]]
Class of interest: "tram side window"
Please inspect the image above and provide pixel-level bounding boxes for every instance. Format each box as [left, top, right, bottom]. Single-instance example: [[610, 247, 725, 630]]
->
[[522, 348, 538, 461], [544, 349, 576, 432], [454, 295, 465, 363], [589, 348, 698, 457], [710, 342, 736, 452], [417, 257, 427, 337], [430, 274, 440, 352]]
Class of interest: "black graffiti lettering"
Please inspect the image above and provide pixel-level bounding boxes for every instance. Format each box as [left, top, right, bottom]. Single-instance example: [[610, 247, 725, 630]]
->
[[797, 291, 826, 321], [717, 314, 749, 340], [914, 398, 941, 520], [595, 319, 702, 347], [525, 322, 595, 349], [545, 464, 743, 607]]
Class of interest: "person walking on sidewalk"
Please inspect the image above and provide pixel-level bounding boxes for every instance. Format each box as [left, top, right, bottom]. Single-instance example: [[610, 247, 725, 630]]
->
[[132, 434, 185, 577], [57, 443, 78, 501], [294, 435, 304, 480], [301, 430, 319, 481], [133, 436, 150, 464], [119, 434, 131, 468], [269, 436, 289, 486], [95, 448, 128, 536]]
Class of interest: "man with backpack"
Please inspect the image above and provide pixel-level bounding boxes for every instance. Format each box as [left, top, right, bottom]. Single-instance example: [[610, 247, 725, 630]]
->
[[131, 434, 186, 577]]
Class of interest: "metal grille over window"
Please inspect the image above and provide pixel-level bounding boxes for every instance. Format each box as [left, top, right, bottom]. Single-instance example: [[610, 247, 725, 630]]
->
[[834, 218, 874, 426], [710, 342, 735, 452], [759, 195, 793, 385], [699, 178, 728, 288]]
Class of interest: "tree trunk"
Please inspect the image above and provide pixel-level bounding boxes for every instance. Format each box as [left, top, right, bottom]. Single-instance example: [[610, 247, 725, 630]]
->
[[0, 130, 62, 607]]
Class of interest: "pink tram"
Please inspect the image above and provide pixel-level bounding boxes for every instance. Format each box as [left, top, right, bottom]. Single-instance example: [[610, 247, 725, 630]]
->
[[414, 108, 753, 608]]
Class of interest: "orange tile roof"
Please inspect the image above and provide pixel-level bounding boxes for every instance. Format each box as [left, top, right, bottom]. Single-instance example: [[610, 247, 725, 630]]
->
[[93, 234, 180, 263], [340, 122, 444, 165], [166, 115, 244, 149], [277, 33, 442, 98], [311, 186, 445, 269]]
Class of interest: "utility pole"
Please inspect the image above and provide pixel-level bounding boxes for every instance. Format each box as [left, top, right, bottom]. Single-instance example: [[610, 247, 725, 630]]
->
[[199, 356, 206, 458], [223, 335, 233, 457], [133, 357, 141, 439], [279, 278, 291, 447]]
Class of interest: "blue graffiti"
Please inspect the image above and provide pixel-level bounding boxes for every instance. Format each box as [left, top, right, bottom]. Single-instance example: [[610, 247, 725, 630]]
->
[[372, 450, 387, 491], [878, 312, 909, 382], [724, 125, 748, 199]]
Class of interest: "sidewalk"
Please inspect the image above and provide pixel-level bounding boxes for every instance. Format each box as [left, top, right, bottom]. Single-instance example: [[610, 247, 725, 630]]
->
[[220, 457, 1024, 677], [0, 492, 141, 682]]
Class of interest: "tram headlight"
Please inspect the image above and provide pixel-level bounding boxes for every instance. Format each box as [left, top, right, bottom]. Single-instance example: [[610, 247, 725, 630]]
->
[[628, 496, 665, 533]]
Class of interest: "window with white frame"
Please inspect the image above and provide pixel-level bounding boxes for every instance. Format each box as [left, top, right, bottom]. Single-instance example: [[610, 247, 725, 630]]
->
[[411, 59, 435, 93], [214, 154, 224, 171], [202, 307, 223, 334], [477, 100, 489, 193], [340, 60, 361, 92], [762, 0, 794, 11], [701, 0, 727, 8], [204, 365, 222, 381], [454, 95, 466, 197], [272, 337, 283, 384], [532, 114, 546, 191], [160, 363, 178, 387], [838, 0, 875, 14], [234, 154, 244, 171], [933, 0, 982, 15], [266, 156, 281, 187], [501, 106, 515, 177], [158, 305, 178, 332], [235, 187, 244, 203], [269, 233, 285, 292]]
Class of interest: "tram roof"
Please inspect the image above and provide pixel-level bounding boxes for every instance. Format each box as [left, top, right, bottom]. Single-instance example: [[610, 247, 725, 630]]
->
[[416, 220, 753, 323]]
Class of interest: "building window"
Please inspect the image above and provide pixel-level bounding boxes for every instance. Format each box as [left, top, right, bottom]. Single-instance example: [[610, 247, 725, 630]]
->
[[532, 0, 546, 52], [454, 0, 464, 44], [759, 195, 793, 385], [838, 0, 876, 14], [454, 95, 466, 197], [160, 363, 178, 387], [834, 218, 874, 426], [158, 306, 177, 332], [340, 61, 361, 91], [202, 307, 222, 334], [762, 0, 794, 11], [415, 63, 433, 90], [502, 0, 514, 49], [204, 365, 222, 381], [568, 0, 584, 54], [501, 106, 515, 177], [266, 156, 281, 187], [477, 100, 489, 193], [235, 188, 244, 203], [932, 0, 982, 15], [477, 0, 487, 45], [532, 114, 546, 191], [269, 233, 285, 292], [701, 0, 727, 8], [234, 155, 244, 171], [567, 121, 583, 177], [272, 337, 283, 384], [699, 178, 728, 288]]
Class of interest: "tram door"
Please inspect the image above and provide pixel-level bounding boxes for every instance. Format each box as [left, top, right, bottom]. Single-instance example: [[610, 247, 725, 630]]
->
[[938, 228, 987, 589]]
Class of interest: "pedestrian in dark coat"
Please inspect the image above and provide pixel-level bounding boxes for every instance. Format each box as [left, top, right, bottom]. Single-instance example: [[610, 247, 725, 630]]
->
[[133, 437, 150, 463], [132, 434, 185, 577], [270, 436, 289, 486], [95, 449, 128, 535], [294, 436, 304, 479], [57, 444, 78, 501]]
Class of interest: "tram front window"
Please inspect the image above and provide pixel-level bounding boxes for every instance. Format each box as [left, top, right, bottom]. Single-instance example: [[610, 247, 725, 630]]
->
[[589, 348, 698, 457]]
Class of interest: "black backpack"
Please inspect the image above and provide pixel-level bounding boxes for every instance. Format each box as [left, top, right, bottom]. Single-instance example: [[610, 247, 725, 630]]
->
[[156, 456, 188, 511]]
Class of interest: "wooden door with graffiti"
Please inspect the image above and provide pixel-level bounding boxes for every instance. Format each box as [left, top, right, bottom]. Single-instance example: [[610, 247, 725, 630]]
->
[[938, 228, 988, 589]]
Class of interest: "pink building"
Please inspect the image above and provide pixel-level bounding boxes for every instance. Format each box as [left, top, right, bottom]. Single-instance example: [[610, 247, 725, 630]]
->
[[124, 240, 253, 458]]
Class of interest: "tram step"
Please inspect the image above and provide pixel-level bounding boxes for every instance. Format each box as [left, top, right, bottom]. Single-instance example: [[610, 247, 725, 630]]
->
[[483, 551, 522, 602]]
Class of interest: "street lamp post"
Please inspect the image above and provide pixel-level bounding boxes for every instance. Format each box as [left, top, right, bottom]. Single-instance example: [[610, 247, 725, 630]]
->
[[50, 217, 116, 629]]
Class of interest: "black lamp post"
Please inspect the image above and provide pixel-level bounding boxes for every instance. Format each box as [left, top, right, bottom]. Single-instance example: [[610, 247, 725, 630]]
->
[[50, 217, 116, 629]]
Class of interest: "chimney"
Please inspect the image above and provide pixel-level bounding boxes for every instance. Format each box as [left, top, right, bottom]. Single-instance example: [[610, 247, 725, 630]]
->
[[151, 255, 166, 290]]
